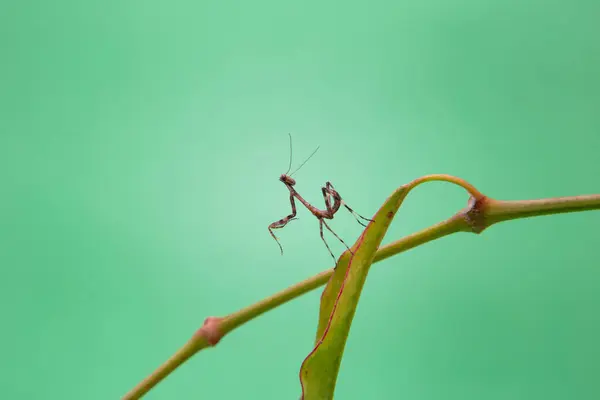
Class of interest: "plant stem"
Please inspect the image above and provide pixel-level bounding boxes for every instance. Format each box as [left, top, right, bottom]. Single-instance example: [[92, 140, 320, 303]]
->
[[123, 336, 208, 399], [485, 195, 600, 225], [123, 188, 600, 399]]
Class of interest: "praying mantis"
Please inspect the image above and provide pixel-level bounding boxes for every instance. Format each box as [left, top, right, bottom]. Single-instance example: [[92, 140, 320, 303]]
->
[[268, 134, 373, 263]]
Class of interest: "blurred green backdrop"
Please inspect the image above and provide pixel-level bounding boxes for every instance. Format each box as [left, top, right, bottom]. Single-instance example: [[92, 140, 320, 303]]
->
[[1, 0, 599, 399]]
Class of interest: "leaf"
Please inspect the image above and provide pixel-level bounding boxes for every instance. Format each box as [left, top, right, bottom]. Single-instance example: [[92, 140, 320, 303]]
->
[[299, 184, 413, 400]]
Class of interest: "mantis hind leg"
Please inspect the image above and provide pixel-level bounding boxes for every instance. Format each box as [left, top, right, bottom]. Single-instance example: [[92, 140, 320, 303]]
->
[[319, 219, 337, 265], [342, 201, 374, 227], [319, 218, 354, 267]]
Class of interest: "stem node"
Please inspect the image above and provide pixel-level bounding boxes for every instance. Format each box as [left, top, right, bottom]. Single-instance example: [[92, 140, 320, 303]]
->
[[463, 195, 490, 234], [196, 316, 224, 346]]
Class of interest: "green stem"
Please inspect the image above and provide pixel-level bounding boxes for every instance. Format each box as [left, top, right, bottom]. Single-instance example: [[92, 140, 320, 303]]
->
[[374, 214, 466, 263], [123, 336, 208, 399], [485, 195, 600, 225], [123, 187, 600, 399]]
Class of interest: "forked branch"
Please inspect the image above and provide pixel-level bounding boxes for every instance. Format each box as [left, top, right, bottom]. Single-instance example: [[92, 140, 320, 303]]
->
[[123, 175, 600, 400]]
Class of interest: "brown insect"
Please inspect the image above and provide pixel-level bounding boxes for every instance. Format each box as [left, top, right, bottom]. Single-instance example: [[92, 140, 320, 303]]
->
[[268, 134, 373, 263]]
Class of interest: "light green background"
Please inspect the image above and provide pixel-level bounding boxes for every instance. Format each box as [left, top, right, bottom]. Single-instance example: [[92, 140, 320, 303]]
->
[[2, 1, 599, 399]]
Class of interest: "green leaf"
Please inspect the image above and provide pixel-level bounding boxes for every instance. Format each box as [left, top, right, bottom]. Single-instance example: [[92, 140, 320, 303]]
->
[[299, 184, 413, 400]]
